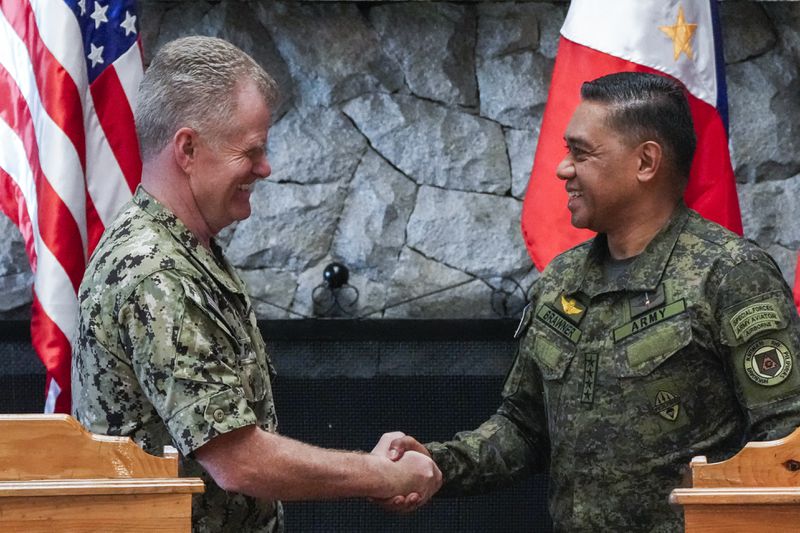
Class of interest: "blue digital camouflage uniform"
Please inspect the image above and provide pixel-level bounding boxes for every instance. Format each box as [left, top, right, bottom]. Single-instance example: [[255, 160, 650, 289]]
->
[[427, 203, 800, 532], [72, 186, 282, 532]]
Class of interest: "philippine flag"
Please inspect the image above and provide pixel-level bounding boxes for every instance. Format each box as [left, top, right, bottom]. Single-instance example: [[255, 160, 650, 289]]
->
[[521, 0, 742, 271]]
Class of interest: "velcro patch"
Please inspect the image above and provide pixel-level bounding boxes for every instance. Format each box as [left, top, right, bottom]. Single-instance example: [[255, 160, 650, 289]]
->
[[614, 300, 686, 342], [730, 301, 782, 343], [536, 304, 582, 344], [744, 338, 793, 387]]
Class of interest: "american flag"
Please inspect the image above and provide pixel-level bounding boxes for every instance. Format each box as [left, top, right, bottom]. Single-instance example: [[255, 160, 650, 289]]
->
[[0, 0, 142, 413]]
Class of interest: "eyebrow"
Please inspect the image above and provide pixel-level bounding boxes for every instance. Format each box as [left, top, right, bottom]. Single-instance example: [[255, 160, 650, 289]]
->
[[564, 135, 591, 149]]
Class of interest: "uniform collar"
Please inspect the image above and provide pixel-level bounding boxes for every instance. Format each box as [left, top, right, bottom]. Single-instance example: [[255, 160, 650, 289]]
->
[[133, 185, 245, 295], [563, 202, 690, 298]]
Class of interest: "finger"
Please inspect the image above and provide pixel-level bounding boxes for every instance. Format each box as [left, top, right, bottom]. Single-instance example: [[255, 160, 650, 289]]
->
[[371, 431, 406, 456], [388, 436, 428, 460]]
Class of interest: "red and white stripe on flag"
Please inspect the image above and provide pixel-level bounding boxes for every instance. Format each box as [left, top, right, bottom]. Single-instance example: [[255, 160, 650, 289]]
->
[[521, 0, 742, 271], [0, 0, 142, 413]]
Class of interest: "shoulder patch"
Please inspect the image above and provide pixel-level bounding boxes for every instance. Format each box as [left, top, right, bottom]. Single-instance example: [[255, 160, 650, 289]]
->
[[730, 301, 782, 343], [744, 338, 793, 387]]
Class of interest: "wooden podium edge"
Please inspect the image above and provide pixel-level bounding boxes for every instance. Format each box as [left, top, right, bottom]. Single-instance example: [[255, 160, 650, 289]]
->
[[0, 414, 180, 479], [0, 478, 205, 497], [671, 487, 800, 505], [689, 427, 800, 488]]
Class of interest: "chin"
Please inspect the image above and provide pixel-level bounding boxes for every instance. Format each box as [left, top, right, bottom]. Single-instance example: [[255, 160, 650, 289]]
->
[[569, 215, 588, 230]]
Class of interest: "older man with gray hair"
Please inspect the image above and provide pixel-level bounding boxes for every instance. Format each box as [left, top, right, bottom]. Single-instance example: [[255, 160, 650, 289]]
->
[[72, 36, 440, 532]]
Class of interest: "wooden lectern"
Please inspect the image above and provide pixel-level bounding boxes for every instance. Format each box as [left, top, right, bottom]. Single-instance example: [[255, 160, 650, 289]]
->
[[670, 427, 800, 532], [0, 414, 204, 532]]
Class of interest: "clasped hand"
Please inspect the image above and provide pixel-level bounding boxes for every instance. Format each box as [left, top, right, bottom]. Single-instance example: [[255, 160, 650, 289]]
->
[[370, 431, 442, 513]]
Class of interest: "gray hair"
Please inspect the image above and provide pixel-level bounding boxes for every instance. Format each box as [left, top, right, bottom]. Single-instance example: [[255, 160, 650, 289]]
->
[[135, 36, 279, 161]]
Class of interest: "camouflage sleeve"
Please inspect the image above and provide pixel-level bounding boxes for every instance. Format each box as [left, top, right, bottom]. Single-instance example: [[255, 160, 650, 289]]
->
[[716, 257, 800, 441], [119, 269, 259, 456], [425, 311, 549, 496]]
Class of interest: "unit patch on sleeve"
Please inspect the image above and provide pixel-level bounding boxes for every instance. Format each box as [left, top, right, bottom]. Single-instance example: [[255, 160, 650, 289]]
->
[[744, 338, 793, 387], [730, 301, 782, 343]]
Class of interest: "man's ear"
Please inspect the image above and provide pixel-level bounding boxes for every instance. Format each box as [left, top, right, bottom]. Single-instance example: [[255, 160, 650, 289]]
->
[[636, 140, 663, 184], [173, 127, 198, 174]]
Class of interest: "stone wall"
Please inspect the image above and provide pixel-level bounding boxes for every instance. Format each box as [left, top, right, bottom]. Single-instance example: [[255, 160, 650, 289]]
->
[[1, 1, 799, 320]]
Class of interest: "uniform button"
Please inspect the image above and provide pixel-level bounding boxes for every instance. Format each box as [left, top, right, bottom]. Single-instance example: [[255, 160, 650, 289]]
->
[[213, 409, 225, 423]]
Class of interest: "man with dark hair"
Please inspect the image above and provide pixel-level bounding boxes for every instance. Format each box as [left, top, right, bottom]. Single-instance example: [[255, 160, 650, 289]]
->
[[72, 36, 440, 532], [376, 72, 800, 531]]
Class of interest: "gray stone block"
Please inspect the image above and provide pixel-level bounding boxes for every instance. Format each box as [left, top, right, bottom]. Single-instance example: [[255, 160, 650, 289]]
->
[[379, 247, 497, 319], [237, 267, 298, 319], [406, 186, 530, 278], [727, 49, 800, 183], [331, 151, 417, 279], [224, 180, 347, 271], [738, 174, 800, 251], [253, 1, 403, 107], [477, 3, 541, 58], [369, 3, 477, 107], [0, 213, 32, 313], [765, 2, 800, 65], [720, 2, 776, 64], [477, 49, 552, 130], [343, 93, 511, 194], [268, 107, 367, 185], [505, 127, 539, 199]]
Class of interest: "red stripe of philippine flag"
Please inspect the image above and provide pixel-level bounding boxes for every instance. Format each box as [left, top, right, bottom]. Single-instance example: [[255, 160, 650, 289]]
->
[[521, 0, 742, 271]]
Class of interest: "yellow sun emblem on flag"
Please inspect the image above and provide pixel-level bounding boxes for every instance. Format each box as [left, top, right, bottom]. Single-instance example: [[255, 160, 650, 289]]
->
[[659, 5, 698, 61]]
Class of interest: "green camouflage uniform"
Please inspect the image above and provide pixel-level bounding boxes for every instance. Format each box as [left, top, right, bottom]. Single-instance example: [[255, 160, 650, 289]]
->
[[427, 204, 800, 532], [72, 186, 282, 532]]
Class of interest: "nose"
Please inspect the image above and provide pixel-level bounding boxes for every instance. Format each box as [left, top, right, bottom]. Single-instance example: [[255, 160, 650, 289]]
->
[[255, 152, 271, 179], [556, 153, 575, 181]]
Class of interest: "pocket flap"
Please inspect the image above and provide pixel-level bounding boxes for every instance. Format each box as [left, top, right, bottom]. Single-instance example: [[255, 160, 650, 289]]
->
[[618, 317, 692, 377], [533, 334, 575, 380]]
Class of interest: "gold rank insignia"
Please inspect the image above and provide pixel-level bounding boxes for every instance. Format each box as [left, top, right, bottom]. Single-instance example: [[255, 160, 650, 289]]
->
[[555, 292, 586, 325]]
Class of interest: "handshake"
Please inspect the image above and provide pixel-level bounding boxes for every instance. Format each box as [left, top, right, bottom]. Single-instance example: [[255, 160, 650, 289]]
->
[[369, 431, 442, 513]]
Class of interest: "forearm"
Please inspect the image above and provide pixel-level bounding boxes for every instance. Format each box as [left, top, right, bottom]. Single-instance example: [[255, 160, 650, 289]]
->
[[197, 425, 415, 501], [426, 412, 543, 496], [240, 432, 393, 501]]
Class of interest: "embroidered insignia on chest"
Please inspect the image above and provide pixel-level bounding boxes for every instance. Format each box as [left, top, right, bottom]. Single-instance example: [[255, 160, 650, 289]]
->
[[536, 305, 582, 343], [613, 299, 687, 342], [653, 390, 681, 421], [580, 352, 598, 406], [744, 338, 793, 387], [561, 295, 582, 315], [553, 292, 587, 325]]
